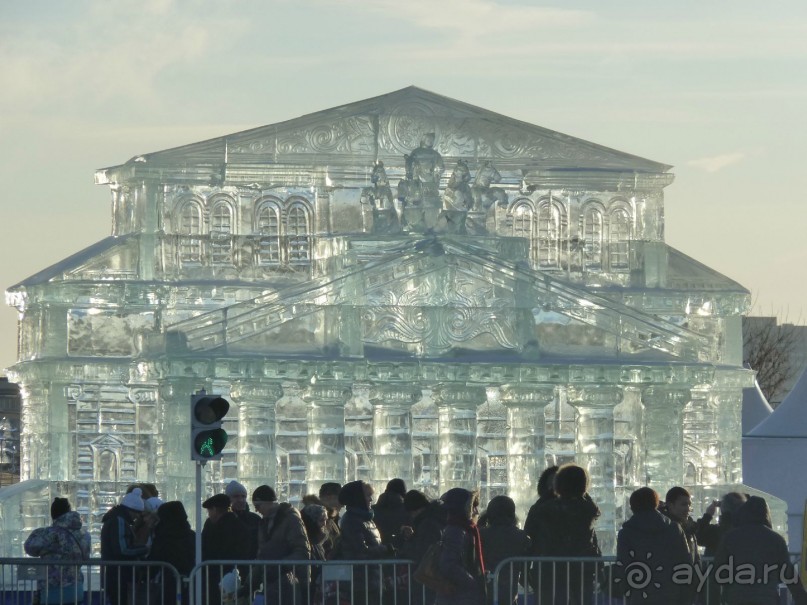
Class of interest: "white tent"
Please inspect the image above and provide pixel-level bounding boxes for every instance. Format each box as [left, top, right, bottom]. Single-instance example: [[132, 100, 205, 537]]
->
[[743, 379, 774, 435], [744, 367, 807, 549]]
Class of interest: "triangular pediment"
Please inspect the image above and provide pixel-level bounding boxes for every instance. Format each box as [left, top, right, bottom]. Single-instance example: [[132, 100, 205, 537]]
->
[[167, 236, 709, 360], [101, 87, 670, 177]]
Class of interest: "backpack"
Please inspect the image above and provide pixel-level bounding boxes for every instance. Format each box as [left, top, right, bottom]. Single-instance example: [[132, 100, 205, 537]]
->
[[413, 541, 456, 596]]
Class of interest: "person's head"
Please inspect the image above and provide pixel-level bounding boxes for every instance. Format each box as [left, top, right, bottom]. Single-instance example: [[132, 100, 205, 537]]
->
[[319, 482, 342, 514], [140, 484, 159, 499], [484, 495, 517, 526], [51, 497, 71, 521], [121, 488, 146, 518], [225, 480, 249, 512], [421, 132, 436, 148], [144, 497, 163, 514], [301, 504, 328, 543], [735, 496, 772, 528], [338, 480, 373, 511], [664, 486, 692, 523], [251, 485, 279, 518], [404, 490, 431, 516], [629, 487, 660, 514], [157, 501, 189, 525], [537, 466, 559, 499], [554, 464, 588, 498], [202, 493, 231, 523], [301, 494, 324, 507], [441, 488, 480, 522], [385, 478, 407, 498], [719, 492, 748, 525]]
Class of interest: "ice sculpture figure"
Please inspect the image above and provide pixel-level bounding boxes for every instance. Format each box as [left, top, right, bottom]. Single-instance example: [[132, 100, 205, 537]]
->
[[3, 86, 782, 554]]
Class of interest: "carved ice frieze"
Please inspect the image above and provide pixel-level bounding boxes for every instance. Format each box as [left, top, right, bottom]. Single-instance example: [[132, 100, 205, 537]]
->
[[363, 275, 518, 353]]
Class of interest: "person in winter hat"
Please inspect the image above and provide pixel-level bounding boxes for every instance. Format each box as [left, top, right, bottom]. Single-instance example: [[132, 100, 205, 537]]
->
[[400, 490, 445, 605], [436, 488, 486, 605], [24, 497, 91, 605], [372, 478, 410, 547], [225, 480, 261, 558], [101, 488, 150, 605], [337, 481, 390, 605], [148, 501, 196, 605]]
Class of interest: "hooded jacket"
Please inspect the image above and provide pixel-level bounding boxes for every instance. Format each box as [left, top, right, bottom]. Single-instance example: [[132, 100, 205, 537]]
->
[[715, 496, 797, 605], [147, 502, 196, 576], [25, 511, 91, 592], [100, 505, 149, 561], [617, 510, 692, 604], [338, 481, 388, 560]]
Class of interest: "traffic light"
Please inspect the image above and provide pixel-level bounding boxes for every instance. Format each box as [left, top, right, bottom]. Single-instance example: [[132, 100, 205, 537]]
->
[[190, 390, 230, 461]]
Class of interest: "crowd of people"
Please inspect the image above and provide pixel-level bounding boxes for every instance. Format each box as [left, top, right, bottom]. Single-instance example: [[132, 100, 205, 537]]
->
[[23, 464, 807, 605]]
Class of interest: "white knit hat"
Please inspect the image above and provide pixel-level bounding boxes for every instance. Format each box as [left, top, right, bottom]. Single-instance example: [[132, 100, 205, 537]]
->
[[225, 480, 247, 497], [122, 488, 145, 512], [144, 496, 164, 513]]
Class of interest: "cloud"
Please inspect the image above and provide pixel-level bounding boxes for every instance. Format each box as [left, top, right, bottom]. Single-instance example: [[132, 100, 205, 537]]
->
[[687, 152, 747, 172]]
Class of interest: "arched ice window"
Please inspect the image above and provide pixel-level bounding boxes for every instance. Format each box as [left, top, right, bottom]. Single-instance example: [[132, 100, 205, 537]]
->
[[256, 200, 282, 265], [286, 203, 311, 264], [210, 200, 234, 265], [608, 207, 631, 271], [582, 203, 604, 270], [537, 199, 563, 269], [178, 199, 203, 263]]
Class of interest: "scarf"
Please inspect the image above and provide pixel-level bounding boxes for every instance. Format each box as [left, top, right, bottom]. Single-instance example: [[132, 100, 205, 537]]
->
[[447, 513, 486, 576], [346, 506, 374, 521]]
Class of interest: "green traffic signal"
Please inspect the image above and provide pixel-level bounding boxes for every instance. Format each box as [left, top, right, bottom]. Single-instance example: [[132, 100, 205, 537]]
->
[[190, 391, 230, 462], [193, 428, 228, 458]]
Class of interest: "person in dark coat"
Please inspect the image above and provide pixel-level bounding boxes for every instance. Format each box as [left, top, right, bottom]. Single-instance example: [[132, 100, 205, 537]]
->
[[100, 488, 150, 605], [201, 493, 250, 605], [318, 482, 343, 559], [436, 488, 486, 605], [337, 480, 392, 605], [400, 490, 446, 605], [714, 496, 805, 605], [226, 480, 261, 559], [479, 495, 531, 605], [300, 504, 328, 605], [523, 465, 558, 597], [147, 501, 195, 605], [530, 463, 601, 605], [251, 484, 310, 605], [372, 478, 410, 548], [693, 491, 747, 605], [617, 487, 691, 605]]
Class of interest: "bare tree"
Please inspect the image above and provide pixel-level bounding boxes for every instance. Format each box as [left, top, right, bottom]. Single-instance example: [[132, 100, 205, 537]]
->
[[743, 316, 800, 405]]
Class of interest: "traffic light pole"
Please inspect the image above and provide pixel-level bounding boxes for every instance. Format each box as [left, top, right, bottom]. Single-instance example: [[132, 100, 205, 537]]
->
[[195, 459, 204, 605]]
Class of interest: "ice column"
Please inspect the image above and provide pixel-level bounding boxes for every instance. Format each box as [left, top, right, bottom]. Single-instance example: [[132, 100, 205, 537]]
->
[[713, 388, 743, 485], [369, 385, 421, 488], [641, 387, 690, 490], [569, 386, 623, 554], [231, 382, 282, 488], [500, 385, 555, 515], [433, 384, 487, 493], [303, 380, 351, 492]]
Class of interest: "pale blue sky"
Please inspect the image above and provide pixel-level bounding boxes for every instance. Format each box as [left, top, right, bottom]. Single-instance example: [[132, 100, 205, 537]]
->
[[1, 0, 806, 371]]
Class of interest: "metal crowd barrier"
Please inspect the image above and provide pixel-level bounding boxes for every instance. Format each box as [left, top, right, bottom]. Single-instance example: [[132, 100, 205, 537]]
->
[[3, 555, 801, 605], [0, 559, 182, 605], [490, 555, 805, 605], [190, 559, 425, 605]]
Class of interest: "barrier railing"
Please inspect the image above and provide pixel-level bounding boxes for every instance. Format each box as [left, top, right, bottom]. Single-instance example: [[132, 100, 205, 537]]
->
[[2, 555, 800, 605], [0, 559, 182, 605], [189, 559, 424, 605]]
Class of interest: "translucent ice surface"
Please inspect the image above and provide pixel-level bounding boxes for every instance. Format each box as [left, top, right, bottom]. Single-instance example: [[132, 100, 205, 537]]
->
[[4, 87, 779, 554]]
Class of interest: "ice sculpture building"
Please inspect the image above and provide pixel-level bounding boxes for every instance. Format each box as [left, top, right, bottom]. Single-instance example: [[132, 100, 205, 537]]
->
[[4, 87, 759, 553]]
